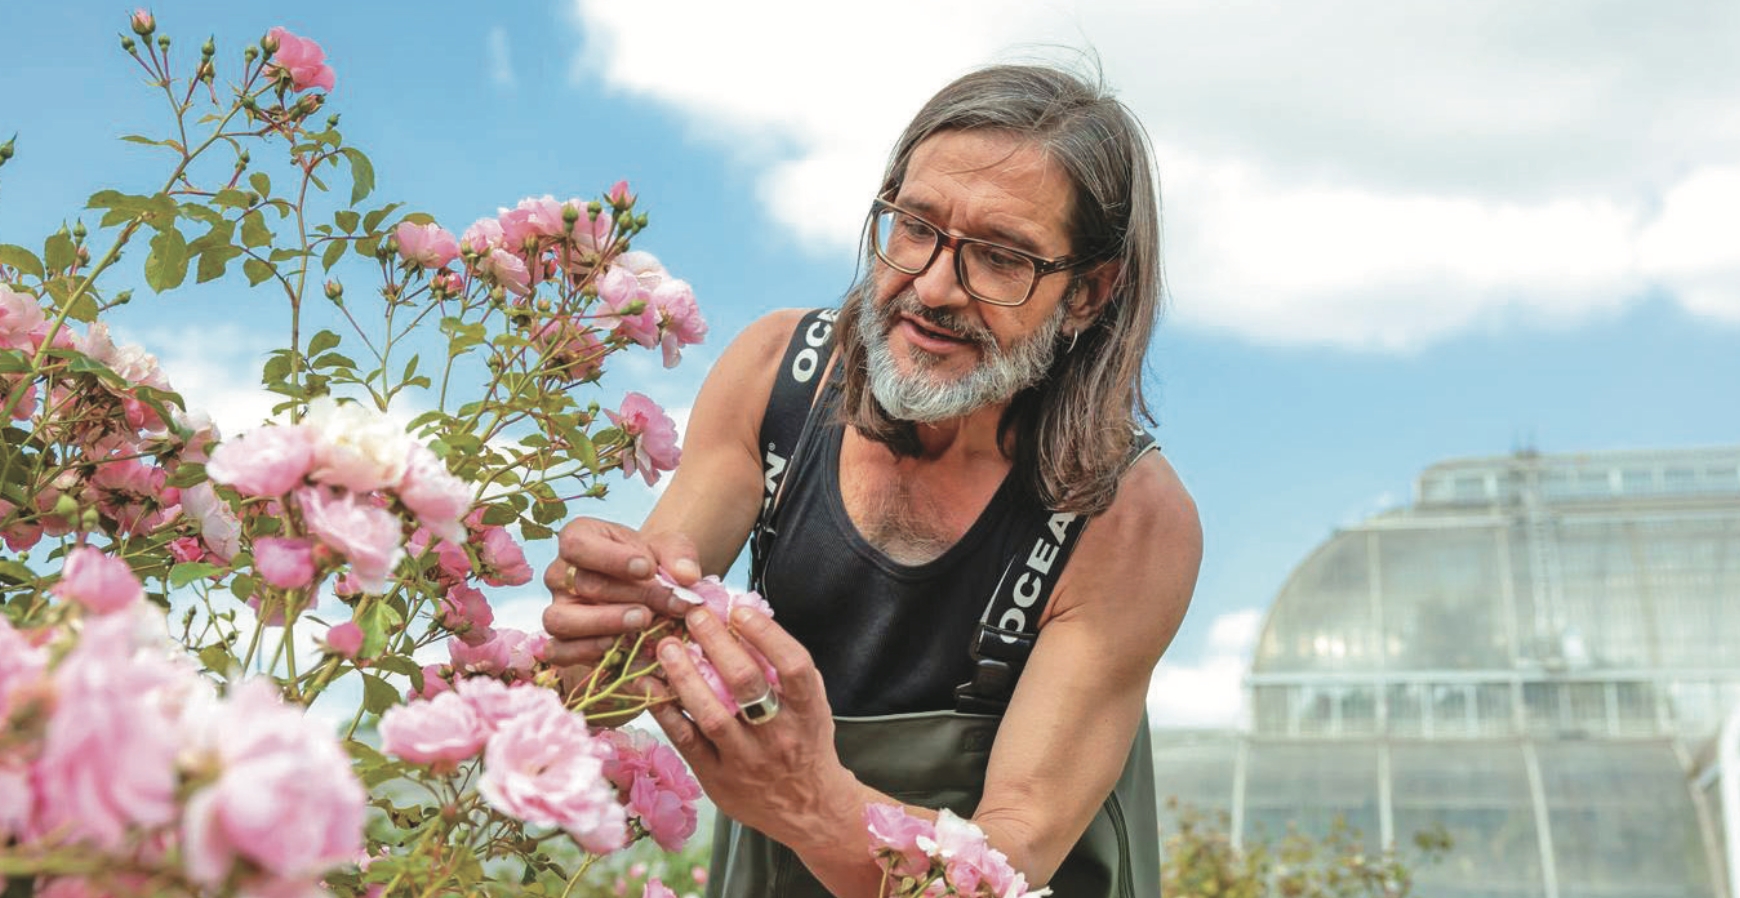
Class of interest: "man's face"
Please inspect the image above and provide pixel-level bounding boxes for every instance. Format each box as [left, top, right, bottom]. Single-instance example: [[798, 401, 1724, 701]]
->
[[861, 130, 1081, 423]]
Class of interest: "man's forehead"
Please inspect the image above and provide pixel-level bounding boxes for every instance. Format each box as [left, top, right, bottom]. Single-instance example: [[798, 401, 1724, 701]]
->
[[898, 131, 1076, 250]]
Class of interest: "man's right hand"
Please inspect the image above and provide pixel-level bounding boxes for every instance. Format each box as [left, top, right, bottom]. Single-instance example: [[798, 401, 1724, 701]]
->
[[541, 517, 704, 667]]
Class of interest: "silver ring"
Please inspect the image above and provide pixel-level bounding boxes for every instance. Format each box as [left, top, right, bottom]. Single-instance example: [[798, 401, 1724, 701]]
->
[[737, 687, 780, 726]]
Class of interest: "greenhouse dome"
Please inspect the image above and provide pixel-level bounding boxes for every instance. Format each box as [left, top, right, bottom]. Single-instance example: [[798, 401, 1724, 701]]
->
[[1154, 446, 1740, 898]]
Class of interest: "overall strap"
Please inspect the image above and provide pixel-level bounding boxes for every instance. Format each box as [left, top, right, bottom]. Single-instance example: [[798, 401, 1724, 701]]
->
[[954, 428, 1159, 715], [749, 308, 839, 593]]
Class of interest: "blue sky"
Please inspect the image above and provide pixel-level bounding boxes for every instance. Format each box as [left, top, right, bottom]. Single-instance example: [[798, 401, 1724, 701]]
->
[[4, 1, 1738, 728]]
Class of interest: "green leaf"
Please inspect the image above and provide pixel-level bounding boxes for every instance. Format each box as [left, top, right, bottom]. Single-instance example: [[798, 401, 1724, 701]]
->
[[144, 225, 190, 292], [0, 560, 37, 586], [361, 673, 399, 715], [370, 654, 422, 683], [0, 350, 31, 375], [212, 188, 251, 209], [86, 190, 178, 230], [308, 330, 341, 356], [42, 232, 74, 272], [521, 522, 554, 541], [243, 258, 273, 286], [240, 210, 272, 248], [479, 504, 518, 526], [197, 643, 236, 675], [185, 219, 235, 253], [334, 210, 360, 234], [320, 239, 346, 272], [179, 203, 224, 227], [249, 171, 272, 198], [0, 244, 45, 279], [340, 147, 375, 205], [355, 601, 404, 660], [196, 245, 244, 284], [169, 561, 222, 587], [120, 134, 164, 146], [362, 203, 402, 234], [312, 352, 356, 370], [261, 351, 292, 384]]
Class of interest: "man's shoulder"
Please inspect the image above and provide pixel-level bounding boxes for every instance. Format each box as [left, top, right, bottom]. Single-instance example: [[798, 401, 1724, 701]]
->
[[1077, 449, 1202, 581]]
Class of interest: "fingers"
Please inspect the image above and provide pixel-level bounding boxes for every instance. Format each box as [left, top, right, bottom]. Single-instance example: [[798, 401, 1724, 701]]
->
[[683, 607, 775, 706], [720, 606, 825, 715], [647, 679, 715, 770], [657, 632, 751, 747], [555, 518, 657, 581]]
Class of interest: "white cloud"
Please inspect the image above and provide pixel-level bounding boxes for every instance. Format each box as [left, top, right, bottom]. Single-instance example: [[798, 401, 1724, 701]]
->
[[487, 27, 516, 88], [136, 323, 277, 436], [1147, 608, 1261, 729], [568, 0, 1740, 349]]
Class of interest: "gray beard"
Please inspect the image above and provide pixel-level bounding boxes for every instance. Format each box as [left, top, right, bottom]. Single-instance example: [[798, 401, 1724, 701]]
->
[[859, 286, 1065, 424]]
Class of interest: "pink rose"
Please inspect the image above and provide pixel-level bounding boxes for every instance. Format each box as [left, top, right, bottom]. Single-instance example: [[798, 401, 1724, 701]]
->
[[498, 196, 566, 250], [606, 392, 681, 487], [461, 217, 504, 255], [266, 26, 335, 93], [452, 676, 562, 732], [0, 760, 30, 843], [438, 583, 494, 638], [181, 482, 242, 561], [395, 221, 459, 269], [181, 680, 365, 886], [599, 265, 658, 348], [599, 730, 700, 852], [480, 247, 531, 295], [398, 442, 471, 544], [34, 607, 191, 850], [477, 525, 532, 586], [641, 880, 677, 898], [606, 180, 635, 208], [651, 278, 706, 368], [449, 630, 509, 675], [53, 545, 144, 615], [0, 616, 47, 725], [409, 664, 453, 701], [865, 804, 935, 880], [206, 424, 317, 497], [324, 621, 363, 659], [305, 396, 412, 494], [378, 691, 489, 768], [476, 702, 626, 854], [254, 537, 315, 589], [298, 487, 404, 594], [0, 284, 46, 351]]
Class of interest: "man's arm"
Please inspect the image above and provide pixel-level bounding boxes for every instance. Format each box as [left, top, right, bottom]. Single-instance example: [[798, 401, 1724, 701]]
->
[[542, 308, 811, 666], [648, 449, 1202, 894]]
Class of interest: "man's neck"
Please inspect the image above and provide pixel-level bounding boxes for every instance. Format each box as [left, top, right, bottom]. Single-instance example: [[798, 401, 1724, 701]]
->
[[905, 401, 1013, 461]]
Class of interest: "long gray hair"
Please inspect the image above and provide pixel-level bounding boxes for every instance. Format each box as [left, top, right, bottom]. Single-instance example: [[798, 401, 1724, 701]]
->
[[832, 63, 1164, 515]]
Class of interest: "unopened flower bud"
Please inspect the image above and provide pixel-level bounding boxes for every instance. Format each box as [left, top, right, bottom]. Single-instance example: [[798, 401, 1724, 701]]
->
[[325, 280, 343, 300], [243, 45, 258, 63], [52, 493, 79, 519], [260, 33, 279, 56], [535, 298, 552, 313], [196, 61, 214, 82], [120, 35, 137, 53], [81, 507, 101, 530], [113, 289, 133, 305], [239, 94, 258, 112], [76, 246, 91, 265], [586, 200, 602, 217], [156, 35, 171, 52], [130, 9, 156, 37], [489, 286, 506, 304], [634, 212, 648, 229], [201, 36, 215, 57], [326, 114, 341, 130], [0, 136, 16, 166], [72, 221, 87, 241]]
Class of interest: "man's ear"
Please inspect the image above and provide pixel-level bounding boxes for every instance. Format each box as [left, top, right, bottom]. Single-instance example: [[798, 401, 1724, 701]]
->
[[1065, 261, 1120, 332]]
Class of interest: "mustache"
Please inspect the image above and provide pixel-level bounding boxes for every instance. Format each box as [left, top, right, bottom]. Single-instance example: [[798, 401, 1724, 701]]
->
[[881, 290, 994, 350]]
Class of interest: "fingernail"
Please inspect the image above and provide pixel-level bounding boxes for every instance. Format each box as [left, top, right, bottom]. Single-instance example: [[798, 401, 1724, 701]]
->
[[627, 557, 651, 579], [686, 608, 709, 629], [731, 607, 754, 626], [623, 608, 649, 629], [658, 642, 682, 663], [673, 558, 700, 580]]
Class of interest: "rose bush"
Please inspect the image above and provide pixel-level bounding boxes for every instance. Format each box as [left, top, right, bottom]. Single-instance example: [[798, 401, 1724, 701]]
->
[[0, 13, 726, 898]]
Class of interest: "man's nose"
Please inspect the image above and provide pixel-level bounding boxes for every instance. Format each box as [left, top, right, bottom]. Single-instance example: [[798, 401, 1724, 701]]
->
[[912, 244, 972, 310]]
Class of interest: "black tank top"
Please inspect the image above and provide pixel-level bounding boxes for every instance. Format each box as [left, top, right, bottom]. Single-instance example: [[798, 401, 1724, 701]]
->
[[757, 377, 1048, 716]]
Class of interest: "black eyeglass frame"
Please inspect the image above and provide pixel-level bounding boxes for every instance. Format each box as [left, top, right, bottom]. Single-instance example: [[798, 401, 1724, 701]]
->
[[867, 197, 1098, 307]]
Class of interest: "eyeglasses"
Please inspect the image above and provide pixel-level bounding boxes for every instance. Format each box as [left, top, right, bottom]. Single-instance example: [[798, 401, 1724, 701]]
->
[[867, 198, 1093, 307]]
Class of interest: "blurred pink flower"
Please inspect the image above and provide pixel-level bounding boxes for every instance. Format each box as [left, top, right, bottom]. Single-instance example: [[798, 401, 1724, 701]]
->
[[641, 880, 677, 898], [606, 180, 635, 208], [181, 680, 365, 887], [410, 664, 453, 701], [254, 537, 316, 590], [53, 545, 143, 615], [449, 630, 510, 676], [266, 27, 335, 92], [399, 443, 471, 544], [477, 525, 532, 586], [865, 804, 935, 880], [34, 607, 191, 850], [395, 221, 459, 269], [476, 701, 626, 854], [0, 284, 47, 351], [462, 217, 505, 255], [206, 424, 316, 497], [0, 760, 30, 843], [378, 690, 489, 768], [691, 866, 708, 886], [0, 616, 46, 725], [298, 487, 404, 594], [569, 204, 615, 254], [324, 621, 363, 659], [598, 728, 700, 851], [438, 583, 494, 638], [606, 392, 680, 487]]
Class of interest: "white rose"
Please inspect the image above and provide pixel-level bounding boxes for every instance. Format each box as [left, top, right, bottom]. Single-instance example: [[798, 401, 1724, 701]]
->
[[305, 396, 411, 493]]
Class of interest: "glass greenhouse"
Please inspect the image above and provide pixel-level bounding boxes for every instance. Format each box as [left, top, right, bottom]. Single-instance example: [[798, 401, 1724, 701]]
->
[[1153, 446, 1740, 897]]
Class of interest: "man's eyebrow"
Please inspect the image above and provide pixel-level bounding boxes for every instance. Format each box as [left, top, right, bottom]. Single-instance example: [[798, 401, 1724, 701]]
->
[[899, 197, 1048, 256]]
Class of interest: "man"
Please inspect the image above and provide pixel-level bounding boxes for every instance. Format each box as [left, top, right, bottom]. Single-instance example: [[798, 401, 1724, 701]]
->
[[544, 64, 1200, 897]]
